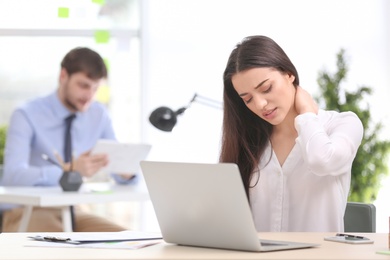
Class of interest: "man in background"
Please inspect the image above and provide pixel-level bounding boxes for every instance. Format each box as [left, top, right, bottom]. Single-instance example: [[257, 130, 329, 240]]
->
[[0, 47, 134, 232]]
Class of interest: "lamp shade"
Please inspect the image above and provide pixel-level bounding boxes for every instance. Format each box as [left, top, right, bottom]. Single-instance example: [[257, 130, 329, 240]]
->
[[149, 106, 178, 132], [149, 93, 221, 132]]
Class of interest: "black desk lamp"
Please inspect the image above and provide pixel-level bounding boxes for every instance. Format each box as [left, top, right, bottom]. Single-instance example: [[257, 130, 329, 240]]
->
[[149, 93, 222, 132]]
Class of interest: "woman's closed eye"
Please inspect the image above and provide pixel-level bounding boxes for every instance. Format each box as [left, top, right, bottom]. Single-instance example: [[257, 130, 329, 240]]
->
[[245, 86, 272, 103], [244, 97, 252, 104], [263, 85, 272, 93], [242, 84, 273, 104]]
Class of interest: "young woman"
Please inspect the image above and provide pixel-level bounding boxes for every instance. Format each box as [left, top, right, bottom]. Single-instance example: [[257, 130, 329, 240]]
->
[[220, 35, 363, 232]]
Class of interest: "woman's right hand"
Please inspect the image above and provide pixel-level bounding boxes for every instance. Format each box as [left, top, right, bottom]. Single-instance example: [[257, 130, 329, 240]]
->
[[294, 86, 318, 115]]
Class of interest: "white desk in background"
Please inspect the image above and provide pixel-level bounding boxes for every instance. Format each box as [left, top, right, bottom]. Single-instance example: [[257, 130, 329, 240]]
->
[[0, 232, 389, 260], [0, 182, 150, 232]]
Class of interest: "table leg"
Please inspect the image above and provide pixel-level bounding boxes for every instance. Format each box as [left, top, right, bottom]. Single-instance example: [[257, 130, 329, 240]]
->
[[18, 206, 33, 232], [139, 201, 147, 231], [61, 206, 73, 232]]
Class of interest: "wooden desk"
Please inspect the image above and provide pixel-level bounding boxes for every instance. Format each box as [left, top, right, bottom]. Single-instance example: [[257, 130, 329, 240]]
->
[[0, 232, 389, 259], [0, 183, 150, 232]]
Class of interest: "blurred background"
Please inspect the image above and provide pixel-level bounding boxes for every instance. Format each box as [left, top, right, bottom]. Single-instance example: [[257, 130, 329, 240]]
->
[[0, 0, 389, 232]]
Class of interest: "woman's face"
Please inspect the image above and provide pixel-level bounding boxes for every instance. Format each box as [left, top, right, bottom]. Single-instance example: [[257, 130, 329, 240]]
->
[[231, 67, 296, 126]]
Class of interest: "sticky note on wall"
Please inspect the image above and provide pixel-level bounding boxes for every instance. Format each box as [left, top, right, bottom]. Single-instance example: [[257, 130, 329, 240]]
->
[[94, 30, 110, 44], [96, 85, 110, 104], [92, 0, 106, 5], [103, 58, 110, 72], [58, 7, 69, 18]]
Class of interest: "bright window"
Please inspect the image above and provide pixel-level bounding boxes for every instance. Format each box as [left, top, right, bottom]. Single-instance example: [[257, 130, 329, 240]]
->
[[0, 0, 142, 142]]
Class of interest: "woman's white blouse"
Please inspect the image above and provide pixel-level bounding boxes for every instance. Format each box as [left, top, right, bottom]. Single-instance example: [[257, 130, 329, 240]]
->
[[249, 110, 363, 232]]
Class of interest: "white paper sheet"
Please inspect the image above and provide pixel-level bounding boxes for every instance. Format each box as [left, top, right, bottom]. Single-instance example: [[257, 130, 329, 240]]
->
[[25, 231, 162, 250]]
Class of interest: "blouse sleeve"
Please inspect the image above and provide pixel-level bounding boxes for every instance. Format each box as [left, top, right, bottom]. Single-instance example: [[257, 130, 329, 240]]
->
[[294, 110, 363, 176]]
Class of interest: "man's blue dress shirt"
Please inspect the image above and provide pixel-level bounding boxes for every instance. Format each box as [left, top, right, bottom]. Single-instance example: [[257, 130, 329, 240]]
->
[[1, 92, 134, 197]]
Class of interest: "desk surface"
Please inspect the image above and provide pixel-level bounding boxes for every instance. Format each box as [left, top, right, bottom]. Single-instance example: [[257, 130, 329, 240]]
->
[[0, 232, 389, 260], [0, 182, 149, 207], [0, 183, 151, 232]]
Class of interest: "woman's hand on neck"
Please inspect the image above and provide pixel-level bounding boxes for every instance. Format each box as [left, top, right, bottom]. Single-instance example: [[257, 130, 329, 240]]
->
[[294, 86, 318, 115]]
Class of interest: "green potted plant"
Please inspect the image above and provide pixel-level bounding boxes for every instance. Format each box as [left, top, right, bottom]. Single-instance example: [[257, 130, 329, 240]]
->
[[316, 49, 390, 203], [0, 125, 7, 177]]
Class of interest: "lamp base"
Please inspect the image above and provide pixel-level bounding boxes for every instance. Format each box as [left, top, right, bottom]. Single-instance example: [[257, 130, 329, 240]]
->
[[59, 171, 83, 192]]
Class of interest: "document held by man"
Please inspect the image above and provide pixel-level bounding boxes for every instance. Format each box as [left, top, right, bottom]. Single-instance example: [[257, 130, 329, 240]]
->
[[91, 140, 152, 173]]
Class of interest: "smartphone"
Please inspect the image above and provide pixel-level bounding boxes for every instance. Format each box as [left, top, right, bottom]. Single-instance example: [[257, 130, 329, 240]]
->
[[324, 235, 374, 244]]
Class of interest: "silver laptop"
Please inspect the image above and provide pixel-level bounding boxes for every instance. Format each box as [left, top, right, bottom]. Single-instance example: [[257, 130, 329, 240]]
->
[[140, 161, 319, 252]]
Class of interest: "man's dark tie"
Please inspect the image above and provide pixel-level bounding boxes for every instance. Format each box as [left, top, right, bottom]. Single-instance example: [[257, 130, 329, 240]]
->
[[64, 114, 76, 231], [64, 114, 76, 163]]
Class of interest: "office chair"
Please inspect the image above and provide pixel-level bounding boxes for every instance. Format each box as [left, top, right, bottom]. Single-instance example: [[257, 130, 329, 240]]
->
[[344, 202, 376, 232]]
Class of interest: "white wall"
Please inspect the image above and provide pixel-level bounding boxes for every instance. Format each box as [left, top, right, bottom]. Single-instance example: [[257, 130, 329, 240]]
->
[[140, 0, 390, 232], [141, 0, 390, 156]]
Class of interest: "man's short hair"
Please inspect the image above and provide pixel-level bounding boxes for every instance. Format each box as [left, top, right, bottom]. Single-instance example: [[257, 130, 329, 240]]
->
[[61, 47, 108, 80]]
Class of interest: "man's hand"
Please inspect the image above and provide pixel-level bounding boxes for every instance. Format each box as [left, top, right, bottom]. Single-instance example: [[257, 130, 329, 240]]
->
[[116, 173, 136, 180], [294, 86, 318, 115], [72, 151, 109, 177]]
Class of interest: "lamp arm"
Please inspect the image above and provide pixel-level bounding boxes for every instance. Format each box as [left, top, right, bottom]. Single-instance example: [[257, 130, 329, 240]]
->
[[189, 93, 222, 109], [175, 107, 187, 115]]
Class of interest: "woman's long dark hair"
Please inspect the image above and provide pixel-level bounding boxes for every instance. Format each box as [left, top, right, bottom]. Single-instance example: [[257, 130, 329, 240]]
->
[[220, 36, 299, 200]]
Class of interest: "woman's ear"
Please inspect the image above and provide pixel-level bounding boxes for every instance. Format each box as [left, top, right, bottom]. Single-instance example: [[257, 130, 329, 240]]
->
[[288, 73, 295, 83]]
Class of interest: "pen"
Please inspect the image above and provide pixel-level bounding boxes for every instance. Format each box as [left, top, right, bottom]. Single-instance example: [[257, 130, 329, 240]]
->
[[336, 233, 368, 240], [41, 154, 62, 168], [28, 236, 80, 244]]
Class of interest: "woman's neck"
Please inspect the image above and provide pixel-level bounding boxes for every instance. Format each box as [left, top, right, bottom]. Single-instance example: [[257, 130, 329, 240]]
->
[[272, 107, 298, 137]]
